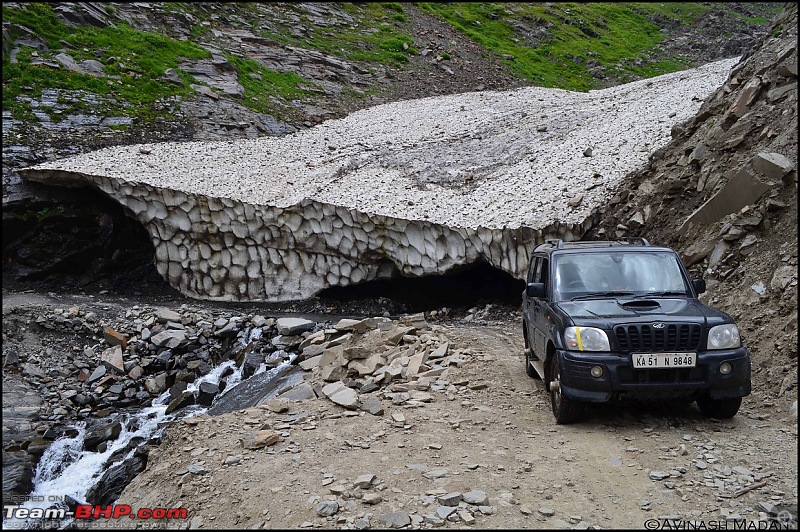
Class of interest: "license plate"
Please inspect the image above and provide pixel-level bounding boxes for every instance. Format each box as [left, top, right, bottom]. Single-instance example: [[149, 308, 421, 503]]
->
[[632, 353, 696, 369]]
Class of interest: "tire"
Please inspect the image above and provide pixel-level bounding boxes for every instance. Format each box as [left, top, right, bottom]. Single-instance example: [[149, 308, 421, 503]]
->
[[696, 395, 742, 419], [549, 355, 581, 424]]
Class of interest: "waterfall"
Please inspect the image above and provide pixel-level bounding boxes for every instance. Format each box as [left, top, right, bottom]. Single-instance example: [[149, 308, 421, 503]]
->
[[3, 354, 253, 530]]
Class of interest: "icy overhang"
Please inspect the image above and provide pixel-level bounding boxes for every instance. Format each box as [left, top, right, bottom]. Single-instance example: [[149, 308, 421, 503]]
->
[[21, 58, 738, 301]]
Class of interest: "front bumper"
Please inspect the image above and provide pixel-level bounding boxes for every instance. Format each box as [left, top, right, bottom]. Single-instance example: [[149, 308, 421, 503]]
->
[[556, 347, 751, 402]]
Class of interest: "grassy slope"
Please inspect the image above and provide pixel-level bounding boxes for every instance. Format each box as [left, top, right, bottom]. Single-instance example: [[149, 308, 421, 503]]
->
[[418, 2, 778, 91], [1, 2, 782, 123]]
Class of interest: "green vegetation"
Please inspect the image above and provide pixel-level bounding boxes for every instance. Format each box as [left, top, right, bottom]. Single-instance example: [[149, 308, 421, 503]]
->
[[226, 54, 318, 114], [2, 2, 782, 123], [255, 3, 417, 66], [416, 2, 773, 91], [2, 3, 317, 122], [417, 2, 672, 90], [2, 3, 210, 121], [33, 203, 66, 222]]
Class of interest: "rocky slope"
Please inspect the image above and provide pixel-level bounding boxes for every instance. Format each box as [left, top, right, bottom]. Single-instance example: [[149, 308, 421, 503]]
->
[[586, 3, 798, 412], [3, 296, 797, 529], [1, 2, 785, 295]]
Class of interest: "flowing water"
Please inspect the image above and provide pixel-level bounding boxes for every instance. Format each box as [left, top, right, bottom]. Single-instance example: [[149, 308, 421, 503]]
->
[[3, 326, 293, 530]]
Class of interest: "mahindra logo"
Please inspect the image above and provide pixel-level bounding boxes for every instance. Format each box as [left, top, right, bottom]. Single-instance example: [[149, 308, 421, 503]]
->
[[653, 323, 666, 329]]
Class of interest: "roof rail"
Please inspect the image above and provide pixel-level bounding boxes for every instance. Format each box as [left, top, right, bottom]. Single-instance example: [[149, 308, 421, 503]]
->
[[538, 237, 651, 250], [619, 237, 650, 246]]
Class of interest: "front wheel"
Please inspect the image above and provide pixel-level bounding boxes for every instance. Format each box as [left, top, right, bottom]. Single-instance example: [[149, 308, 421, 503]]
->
[[696, 395, 742, 419], [549, 355, 581, 424]]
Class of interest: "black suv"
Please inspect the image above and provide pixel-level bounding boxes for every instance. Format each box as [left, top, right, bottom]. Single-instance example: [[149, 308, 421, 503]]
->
[[522, 238, 751, 424]]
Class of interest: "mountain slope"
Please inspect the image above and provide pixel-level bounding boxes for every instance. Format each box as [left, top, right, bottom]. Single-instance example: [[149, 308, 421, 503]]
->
[[586, 3, 797, 405]]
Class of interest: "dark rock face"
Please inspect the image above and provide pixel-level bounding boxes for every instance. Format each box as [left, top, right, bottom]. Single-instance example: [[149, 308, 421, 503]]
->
[[84, 450, 148, 506], [2, 451, 34, 505], [2, 185, 176, 297], [84, 421, 122, 452]]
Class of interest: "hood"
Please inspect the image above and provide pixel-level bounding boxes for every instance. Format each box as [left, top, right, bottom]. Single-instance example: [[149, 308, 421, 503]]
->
[[555, 298, 733, 329]]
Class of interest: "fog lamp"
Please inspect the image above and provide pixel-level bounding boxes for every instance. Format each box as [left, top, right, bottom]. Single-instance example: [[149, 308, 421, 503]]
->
[[590, 365, 604, 378], [719, 362, 732, 375]]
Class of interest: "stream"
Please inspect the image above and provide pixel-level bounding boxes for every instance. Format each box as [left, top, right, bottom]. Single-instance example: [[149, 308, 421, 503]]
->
[[3, 328, 299, 530]]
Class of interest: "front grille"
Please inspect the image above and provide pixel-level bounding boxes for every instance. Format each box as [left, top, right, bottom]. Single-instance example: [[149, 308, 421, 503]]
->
[[615, 323, 702, 353]]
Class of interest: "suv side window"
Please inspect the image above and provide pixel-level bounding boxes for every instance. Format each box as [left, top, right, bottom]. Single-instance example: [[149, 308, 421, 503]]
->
[[527, 257, 541, 284], [539, 258, 549, 288], [527, 256, 549, 298]]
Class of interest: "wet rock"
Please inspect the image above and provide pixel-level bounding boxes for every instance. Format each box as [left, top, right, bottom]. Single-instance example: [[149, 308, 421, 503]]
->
[[84, 421, 122, 451], [197, 382, 219, 407], [165, 390, 195, 414], [85, 453, 146, 506]]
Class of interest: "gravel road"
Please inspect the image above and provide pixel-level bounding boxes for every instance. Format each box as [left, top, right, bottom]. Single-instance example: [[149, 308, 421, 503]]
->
[[92, 319, 798, 530]]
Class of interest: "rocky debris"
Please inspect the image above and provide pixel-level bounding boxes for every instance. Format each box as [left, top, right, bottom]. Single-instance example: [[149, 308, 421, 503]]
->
[[279, 312, 476, 418], [52, 307, 796, 531], [586, 4, 798, 406], [2, 296, 501, 514], [1, 299, 338, 506]]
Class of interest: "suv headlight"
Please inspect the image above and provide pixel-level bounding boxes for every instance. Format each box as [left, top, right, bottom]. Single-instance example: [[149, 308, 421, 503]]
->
[[564, 327, 610, 352], [707, 324, 741, 350]]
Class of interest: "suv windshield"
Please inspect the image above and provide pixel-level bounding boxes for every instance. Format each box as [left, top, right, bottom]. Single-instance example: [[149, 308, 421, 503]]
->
[[553, 250, 690, 301]]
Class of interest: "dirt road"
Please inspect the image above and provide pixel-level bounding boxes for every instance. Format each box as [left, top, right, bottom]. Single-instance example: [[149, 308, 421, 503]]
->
[[94, 321, 797, 529]]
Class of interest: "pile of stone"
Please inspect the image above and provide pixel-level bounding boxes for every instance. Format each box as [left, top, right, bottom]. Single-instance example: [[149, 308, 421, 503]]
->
[[274, 313, 469, 415], [4, 304, 293, 422]]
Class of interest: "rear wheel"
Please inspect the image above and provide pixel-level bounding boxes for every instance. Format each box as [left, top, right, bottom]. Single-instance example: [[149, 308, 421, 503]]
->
[[549, 355, 581, 424], [696, 395, 742, 419]]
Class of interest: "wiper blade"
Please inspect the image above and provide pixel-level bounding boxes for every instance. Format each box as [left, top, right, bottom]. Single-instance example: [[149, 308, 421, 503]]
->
[[635, 291, 688, 298], [570, 291, 635, 300]]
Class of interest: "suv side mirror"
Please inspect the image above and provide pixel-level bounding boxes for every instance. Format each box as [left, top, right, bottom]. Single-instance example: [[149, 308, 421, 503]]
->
[[526, 282, 545, 298], [692, 278, 706, 295]]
